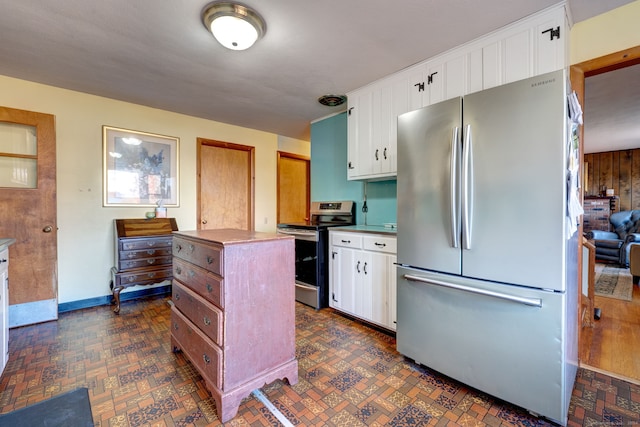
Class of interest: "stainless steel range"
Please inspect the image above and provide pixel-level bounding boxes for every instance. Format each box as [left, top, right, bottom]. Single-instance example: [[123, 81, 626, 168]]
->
[[277, 201, 355, 309]]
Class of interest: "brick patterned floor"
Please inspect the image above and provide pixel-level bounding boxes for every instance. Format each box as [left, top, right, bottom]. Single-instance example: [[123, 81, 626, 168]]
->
[[0, 296, 638, 426]]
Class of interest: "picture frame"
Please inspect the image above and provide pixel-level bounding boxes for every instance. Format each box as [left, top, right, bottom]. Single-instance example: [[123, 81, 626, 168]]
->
[[103, 126, 179, 207]]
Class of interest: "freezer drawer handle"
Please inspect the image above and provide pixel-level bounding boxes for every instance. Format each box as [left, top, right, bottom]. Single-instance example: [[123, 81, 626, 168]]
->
[[403, 274, 542, 307]]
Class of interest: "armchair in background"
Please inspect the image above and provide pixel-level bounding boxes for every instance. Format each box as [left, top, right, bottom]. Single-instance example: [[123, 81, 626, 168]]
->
[[584, 210, 640, 267]]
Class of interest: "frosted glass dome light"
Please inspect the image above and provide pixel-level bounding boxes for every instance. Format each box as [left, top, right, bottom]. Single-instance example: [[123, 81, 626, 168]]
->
[[202, 2, 266, 51]]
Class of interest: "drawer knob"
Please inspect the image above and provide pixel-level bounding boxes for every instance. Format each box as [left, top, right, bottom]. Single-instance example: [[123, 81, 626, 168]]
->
[[173, 322, 179, 330], [206, 283, 213, 293], [206, 256, 214, 264], [188, 244, 195, 253], [188, 270, 195, 278], [147, 241, 156, 247], [147, 272, 156, 278], [174, 293, 180, 300], [176, 266, 182, 275], [203, 354, 211, 364], [175, 244, 182, 252], [146, 250, 157, 255], [203, 316, 211, 326], [147, 259, 156, 265]]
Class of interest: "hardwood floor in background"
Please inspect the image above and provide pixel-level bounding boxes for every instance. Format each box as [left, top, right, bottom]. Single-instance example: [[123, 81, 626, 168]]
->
[[0, 296, 639, 426], [580, 266, 640, 383]]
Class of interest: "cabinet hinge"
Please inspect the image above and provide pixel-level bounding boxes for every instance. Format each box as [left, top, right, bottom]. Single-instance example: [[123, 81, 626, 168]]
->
[[414, 82, 425, 92], [427, 72, 438, 84], [541, 26, 560, 41]]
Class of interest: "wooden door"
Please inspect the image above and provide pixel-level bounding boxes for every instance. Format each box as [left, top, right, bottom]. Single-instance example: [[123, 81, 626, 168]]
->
[[277, 152, 309, 223], [0, 107, 57, 327], [197, 139, 254, 230]]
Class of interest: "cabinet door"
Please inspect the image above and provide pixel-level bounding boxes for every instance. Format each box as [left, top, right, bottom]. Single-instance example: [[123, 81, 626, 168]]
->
[[367, 251, 389, 327], [353, 251, 370, 320], [330, 246, 357, 314], [534, 12, 566, 75], [388, 254, 397, 331], [0, 249, 7, 374], [346, 89, 373, 179]]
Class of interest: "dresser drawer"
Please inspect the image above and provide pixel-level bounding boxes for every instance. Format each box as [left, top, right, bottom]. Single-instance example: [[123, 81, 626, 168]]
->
[[171, 307, 222, 389], [173, 257, 223, 308], [113, 266, 173, 286], [119, 236, 173, 251], [363, 235, 397, 254], [119, 255, 173, 271], [173, 237, 223, 275], [173, 281, 223, 346]]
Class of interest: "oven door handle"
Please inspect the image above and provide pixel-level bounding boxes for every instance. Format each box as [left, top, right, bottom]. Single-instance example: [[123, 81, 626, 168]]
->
[[277, 228, 318, 242]]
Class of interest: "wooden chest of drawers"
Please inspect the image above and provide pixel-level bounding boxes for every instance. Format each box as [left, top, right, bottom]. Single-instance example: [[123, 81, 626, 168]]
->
[[110, 218, 178, 313], [170, 229, 298, 422]]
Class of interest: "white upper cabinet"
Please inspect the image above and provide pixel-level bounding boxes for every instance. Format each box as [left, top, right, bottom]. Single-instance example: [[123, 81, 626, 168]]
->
[[347, 3, 568, 181], [347, 71, 408, 180]]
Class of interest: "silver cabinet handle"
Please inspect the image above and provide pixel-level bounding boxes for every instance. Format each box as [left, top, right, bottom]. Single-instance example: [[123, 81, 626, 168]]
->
[[403, 274, 542, 307]]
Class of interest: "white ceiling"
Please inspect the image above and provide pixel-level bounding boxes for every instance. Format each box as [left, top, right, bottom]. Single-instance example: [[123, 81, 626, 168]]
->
[[0, 0, 634, 141]]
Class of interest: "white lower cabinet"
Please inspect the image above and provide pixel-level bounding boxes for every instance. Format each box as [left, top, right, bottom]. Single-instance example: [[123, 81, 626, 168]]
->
[[0, 248, 9, 375], [329, 230, 397, 331]]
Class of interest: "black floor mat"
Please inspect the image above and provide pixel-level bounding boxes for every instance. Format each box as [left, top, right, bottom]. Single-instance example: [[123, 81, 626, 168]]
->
[[0, 387, 93, 426]]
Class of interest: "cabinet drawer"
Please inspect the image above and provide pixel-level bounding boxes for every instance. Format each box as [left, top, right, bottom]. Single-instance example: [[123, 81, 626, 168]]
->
[[120, 236, 173, 251], [119, 255, 173, 271], [113, 266, 173, 286], [173, 257, 224, 308], [120, 247, 173, 260], [331, 232, 362, 249], [173, 281, 223, 346], [363, 235, 397, 254], [171, 307, 222, 389], [173, 237, 223, 275]]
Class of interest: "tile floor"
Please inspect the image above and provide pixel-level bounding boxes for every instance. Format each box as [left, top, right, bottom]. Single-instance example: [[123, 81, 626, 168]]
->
[[0, 296, 639, 426]]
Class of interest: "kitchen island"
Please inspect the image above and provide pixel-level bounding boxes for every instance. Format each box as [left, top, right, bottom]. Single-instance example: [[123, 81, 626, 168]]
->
[[170, 229, 298, 422]]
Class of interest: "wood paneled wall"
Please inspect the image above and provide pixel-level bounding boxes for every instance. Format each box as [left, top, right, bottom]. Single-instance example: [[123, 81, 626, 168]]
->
[[584, 149, 640, 212]]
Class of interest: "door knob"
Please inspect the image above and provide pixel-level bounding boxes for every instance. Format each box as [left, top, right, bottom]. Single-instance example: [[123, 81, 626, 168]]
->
[[202, 219, 208, 225], [42, 225, 53, 233]]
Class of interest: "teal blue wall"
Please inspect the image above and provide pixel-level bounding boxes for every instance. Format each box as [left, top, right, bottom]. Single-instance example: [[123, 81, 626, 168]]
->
[[310, 112, 397, 226]]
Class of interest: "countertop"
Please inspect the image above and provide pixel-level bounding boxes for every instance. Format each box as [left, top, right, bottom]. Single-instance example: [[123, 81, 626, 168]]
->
[[330, 225, 397, 235], [0, 238, 16, 251], [173, 228, 292, 245]]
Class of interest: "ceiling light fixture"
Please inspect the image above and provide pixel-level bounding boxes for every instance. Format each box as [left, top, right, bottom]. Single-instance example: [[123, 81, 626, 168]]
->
[[202, 1, 266, 51]]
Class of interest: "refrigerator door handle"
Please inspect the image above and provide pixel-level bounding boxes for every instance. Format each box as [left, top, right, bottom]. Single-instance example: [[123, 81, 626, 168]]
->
[[450, 126, 460, 248], [461, 124, 473, 250], [403, 274, 543, 307]]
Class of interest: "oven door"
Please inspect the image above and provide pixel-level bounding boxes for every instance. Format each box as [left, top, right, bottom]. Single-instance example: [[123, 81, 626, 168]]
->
[[276, 227, 321, 308]]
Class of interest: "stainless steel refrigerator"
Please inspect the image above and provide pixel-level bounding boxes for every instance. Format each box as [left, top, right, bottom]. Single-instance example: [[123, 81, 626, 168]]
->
[[396, 69, 579, 425]]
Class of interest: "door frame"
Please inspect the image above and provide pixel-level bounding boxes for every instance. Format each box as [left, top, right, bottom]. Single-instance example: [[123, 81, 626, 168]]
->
[[571, 45, 640, 364], [276, 151, 310, 223], [196, 138, 255, 230]]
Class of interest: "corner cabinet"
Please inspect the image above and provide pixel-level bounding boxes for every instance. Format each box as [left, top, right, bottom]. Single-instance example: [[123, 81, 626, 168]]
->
[[170, 229, 298, 423], [329, 230, 397, 331], [347, 3, 568, 181]]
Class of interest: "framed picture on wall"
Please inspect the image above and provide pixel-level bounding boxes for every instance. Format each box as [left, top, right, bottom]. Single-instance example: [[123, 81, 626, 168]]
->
[[103, 126, 179, 207]]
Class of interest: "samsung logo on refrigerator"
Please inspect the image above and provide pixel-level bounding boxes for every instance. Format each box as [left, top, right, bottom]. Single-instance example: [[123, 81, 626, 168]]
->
[[531, 78, 556, 87]]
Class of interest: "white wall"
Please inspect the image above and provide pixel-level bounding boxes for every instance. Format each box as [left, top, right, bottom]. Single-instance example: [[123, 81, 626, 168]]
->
[[570, 0, 640, 64], [0, 75, 309, 304]]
